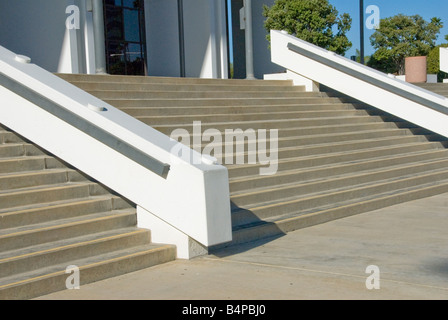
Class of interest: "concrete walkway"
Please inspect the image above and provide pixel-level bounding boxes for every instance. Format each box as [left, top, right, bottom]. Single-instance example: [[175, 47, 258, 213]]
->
[[36, 193, 448, 300]]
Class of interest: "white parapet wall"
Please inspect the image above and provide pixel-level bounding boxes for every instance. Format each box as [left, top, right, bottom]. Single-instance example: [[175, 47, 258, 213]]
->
[[0, 45, 232, 259], [270, 30, 448, 139], [440, 47, 448, 74]]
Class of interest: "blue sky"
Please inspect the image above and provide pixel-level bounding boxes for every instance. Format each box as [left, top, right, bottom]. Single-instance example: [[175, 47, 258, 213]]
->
[[329, 0, 448, 58]]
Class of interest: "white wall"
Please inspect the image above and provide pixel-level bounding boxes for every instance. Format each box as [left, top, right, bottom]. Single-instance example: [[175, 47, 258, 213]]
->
[[0, 0, 94, 74], [440, 47, 448, 74], [183, 0, 228, 78], [252, 0, 283, 78], [145, 0, 181, 77]]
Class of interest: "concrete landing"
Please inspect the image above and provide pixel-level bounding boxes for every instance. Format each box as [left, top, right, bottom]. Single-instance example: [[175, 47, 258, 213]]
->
[[36, 193, 448, 300]]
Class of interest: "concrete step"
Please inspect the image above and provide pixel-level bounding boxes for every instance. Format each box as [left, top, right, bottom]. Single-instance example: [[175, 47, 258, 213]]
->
[[0, 227, 150, 278], [103, 96, 344, 108], [56, 73, 294, 87], [118, 103, 356, 117], [134, 109, 371, 125], [180, 128, 416, 153], [85, 89, 317, 100], [223, 178, 448, 248], [230, 158, 448, 208], [182, 135, 439, 168], [69, 81, 305, 92], [0, 242, 176, 300], [227, 147, 448, 180], [0, 169, 85, 191], [0, 181, 112, 211], [0, 124, 176, 299], [228, 140, 444, 193], [0, 143, 45, 158], [0, 209, 137, 252], [59, 74, 448, 255], [230, 167, 448, 229], [0, 195, 131, 230], [151, 115, 388, 134]]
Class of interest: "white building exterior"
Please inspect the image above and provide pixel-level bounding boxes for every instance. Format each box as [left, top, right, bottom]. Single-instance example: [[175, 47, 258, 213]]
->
[[0, 0, 283, 79]]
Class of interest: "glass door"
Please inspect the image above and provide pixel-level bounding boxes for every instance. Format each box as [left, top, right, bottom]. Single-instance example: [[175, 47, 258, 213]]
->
[[103, 0, 147, 75]]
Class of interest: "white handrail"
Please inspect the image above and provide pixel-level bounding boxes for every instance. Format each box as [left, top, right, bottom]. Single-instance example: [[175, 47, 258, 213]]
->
[[270, 30, 448, 138], [0, 45, 232, 258]]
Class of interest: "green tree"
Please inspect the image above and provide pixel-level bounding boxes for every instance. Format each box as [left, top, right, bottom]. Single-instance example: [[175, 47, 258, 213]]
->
[[368, 14, 443, 75], [263, 0, 352, 55]]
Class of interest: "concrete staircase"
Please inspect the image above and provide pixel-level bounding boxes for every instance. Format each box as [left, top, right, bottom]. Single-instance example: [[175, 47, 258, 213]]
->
[[58, 74, 448, 250], [0, 124, 176, 299]]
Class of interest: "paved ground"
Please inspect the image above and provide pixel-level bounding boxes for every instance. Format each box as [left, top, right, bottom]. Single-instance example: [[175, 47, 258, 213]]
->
[[36, 193, 448, 300]]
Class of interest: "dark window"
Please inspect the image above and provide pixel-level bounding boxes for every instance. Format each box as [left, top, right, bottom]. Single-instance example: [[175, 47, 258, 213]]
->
[[103, 0, 147, 75]]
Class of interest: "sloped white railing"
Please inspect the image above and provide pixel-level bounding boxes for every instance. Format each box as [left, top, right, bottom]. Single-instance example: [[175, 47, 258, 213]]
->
[[270, 30, 448, 139], [0, 45, 232, 259]]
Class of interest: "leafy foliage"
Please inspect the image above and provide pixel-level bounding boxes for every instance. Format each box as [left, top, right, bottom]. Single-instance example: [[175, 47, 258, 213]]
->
[[368, 14, 443, 75], [263, 0, 352, 55]]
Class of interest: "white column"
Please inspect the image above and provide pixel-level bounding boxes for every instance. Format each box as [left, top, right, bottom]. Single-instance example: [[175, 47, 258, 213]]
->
[[92, 0, 107, 74], [210, 0, 229, 79], [244, 0, 255, 79]]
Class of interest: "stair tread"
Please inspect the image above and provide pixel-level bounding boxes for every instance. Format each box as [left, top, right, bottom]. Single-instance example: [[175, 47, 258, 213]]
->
[[0, 208, 136, 238], [0, 227, 148, 262], [228, 141, 444, 178], [230, 156, 448, 197], [0, 193, 126, 217], [0, 242, 175, 289], [233, 177, 448, 231], [231, 166, 448, 215]]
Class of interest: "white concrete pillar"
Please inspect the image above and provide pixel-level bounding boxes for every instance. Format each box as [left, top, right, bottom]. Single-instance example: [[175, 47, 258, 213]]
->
[[92, 0, 107, 74], [244, 0, 255, 79]]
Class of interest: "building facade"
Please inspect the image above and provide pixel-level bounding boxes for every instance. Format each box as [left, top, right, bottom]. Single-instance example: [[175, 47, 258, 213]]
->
[[0, 0, 283, 79]]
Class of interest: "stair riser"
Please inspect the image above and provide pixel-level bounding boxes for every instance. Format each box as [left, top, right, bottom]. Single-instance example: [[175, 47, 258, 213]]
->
[[104, 97, 341, 108], [0, 212, 137, 252], [0, 197, 131, 230], [0, 144, 45, 159], [72, 82, 305, 92], [0, 158, 46, 175], [57, 73, 294, 86], [0, 171, 72, 192], [0, 182, 111, 211], [221, 182, 448, 249], [231, 159, 448, 208], [136, 110, 370, 125], [228, 143, 443, 186], [232, 170, 448, 227], [0, 185, 92, 210], [0, 245, 176, 300], [177, 129, 413, 154], [0, 230, 151, 278], [119, 103, 354, 117], [87, 90, 315, 100], [152, 116, 387, 134], [213, 136, 432, 173], [0, 132, 25, 144], [156, 121, 398, 139]]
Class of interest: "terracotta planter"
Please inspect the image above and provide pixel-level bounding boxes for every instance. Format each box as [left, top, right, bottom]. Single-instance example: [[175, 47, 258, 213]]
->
[[405, 56, 427, 83]]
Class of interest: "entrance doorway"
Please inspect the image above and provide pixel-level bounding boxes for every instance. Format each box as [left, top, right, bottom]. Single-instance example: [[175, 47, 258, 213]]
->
[[103, 0, 147, 75]]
